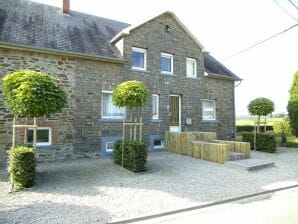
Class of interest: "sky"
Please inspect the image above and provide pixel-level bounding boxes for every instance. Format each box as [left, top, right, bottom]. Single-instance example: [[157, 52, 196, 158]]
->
[[33, 0, 298, 116]]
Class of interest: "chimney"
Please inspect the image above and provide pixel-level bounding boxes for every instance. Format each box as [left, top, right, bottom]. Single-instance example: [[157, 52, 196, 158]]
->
[[63, 0, 70, 14]]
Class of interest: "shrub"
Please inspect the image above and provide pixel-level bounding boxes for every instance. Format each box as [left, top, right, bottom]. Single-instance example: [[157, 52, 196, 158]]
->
[[8, 146, 36, 190], [2, 70, 67, 117], [237, 125, 273, 133], [113, 140, 147, 172], [241, 132, 276, 153], [287, 71, 298, 137], [286, 142, 298, 148]]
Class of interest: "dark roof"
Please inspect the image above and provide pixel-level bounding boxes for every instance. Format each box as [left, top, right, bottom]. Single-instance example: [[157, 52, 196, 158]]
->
[[0, 0, 129, 58], [204, 53, 241, 81], [0, 0, 240, 80]]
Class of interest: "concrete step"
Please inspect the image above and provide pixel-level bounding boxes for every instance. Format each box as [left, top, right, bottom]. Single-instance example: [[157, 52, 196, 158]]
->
[[225, 159, 274, 171], [228, 152, 245, 161]]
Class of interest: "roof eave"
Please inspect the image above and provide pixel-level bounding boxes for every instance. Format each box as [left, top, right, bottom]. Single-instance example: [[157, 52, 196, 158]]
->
[[0, 42, 125, 63], [205, 72, 242, 81]]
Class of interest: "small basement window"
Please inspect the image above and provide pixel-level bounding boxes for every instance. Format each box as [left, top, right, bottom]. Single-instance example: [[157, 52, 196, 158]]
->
[[153, 139, 164, 149], [27, 127, 52, 146], [106, 141, 115, 153]]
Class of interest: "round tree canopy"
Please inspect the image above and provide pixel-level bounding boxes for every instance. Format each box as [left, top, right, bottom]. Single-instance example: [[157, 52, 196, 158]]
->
[[112, 80, 149, 109], [248, 97, 274, 116], [2, 70, 67, 117]]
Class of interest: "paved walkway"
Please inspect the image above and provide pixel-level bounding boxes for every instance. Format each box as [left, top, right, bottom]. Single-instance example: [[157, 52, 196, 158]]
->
[[0, 148, 298, 224]]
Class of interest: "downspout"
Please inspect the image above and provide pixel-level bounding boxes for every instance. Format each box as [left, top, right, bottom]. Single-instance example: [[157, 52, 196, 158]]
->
[[233, 79, 242, 140]]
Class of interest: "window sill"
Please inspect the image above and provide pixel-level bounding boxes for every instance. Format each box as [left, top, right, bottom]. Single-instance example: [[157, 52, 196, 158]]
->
[[161, 73, 175, 76], [99, 118, 124, 123], [131, 68, 150, 73], [202, 120, 219, 123], [36, 145, 57, 150], [151, 119, 162, 123], [186, 76, 200, 80]]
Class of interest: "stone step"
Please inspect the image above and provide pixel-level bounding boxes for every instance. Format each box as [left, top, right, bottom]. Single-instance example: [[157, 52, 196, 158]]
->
[[225, 159, 274, 171], [228, 152, 245, 161]]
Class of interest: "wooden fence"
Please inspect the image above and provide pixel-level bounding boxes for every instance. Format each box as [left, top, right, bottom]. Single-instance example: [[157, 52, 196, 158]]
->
[[165, 131, 250, 164]]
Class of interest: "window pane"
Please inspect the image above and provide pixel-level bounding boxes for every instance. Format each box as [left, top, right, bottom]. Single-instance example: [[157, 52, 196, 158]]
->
[[152, 95, 158, 119], [106, 142, 115, 152], [161, 56, 172, 72], [132, 51, 145, 68], [27, 129, 50, 144], [202, 100, 216, 120], [102, 93, 124, 118]]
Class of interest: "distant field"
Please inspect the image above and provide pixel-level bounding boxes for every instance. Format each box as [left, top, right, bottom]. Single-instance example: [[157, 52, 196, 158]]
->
[[236, 118, 284, 126]]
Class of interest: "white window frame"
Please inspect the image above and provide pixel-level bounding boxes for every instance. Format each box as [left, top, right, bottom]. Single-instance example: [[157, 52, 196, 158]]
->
[[27, 127, 52, 146], [152, 94, 159, 120], [132, 47, 147, 71], [161, 52, 173, 75], [202, 100, 216, 121], [186, 57, 197, 78], [106, 141, 115, 153], [101, 90, 125, 119]]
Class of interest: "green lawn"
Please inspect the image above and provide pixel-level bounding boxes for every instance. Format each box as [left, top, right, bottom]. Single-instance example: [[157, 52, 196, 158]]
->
[[236, 118, 284, 126]]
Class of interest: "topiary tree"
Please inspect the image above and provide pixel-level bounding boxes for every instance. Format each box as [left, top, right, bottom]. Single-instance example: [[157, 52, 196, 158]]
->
[[2, 69, 67, 190], [112, 80, 149, 168], [248, 97, 274, 133], [287, 71, 298, 137], [3, 70, 67, 118], [112, 80, 149, 109]]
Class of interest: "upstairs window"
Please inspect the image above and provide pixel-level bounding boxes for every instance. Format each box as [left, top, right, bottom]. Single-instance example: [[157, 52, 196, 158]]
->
[[186, 58, 197, 78], [161, 53, 173, 74], [102, 91, 125, 119], [132, 47, 147, 71], [152, 94, 159, 119], [202, 100, 216, 121], [27, 127, 52, 146]]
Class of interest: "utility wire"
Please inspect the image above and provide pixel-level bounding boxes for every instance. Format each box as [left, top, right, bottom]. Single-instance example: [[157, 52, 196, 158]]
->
[[273, 0, 297, 22], [288, 0, 298, 10], [223, 23, 298, 61]]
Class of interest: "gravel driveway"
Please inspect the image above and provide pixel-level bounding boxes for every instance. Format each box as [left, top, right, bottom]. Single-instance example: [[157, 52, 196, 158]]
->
[[1, 148, 298, 224]]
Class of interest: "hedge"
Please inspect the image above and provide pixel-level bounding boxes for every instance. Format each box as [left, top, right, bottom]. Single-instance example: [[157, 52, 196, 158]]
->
[[237, 125, 273, 133], [8, 145, 36, 190], [241, 132, 276, 153], [114, 140, 147, 172]]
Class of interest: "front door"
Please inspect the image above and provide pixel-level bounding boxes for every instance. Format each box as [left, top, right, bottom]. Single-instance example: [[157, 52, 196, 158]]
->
[[169, 95, 181, 132]]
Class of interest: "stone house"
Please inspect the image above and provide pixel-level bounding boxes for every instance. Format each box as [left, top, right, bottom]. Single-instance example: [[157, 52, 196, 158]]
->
[[0, 0, 241, 164]]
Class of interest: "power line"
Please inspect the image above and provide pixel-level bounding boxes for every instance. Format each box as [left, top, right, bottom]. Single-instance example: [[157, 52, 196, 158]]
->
[[288, 0, 298, 10], [223, 23, 298, 61], [273, 0, 297, 22]]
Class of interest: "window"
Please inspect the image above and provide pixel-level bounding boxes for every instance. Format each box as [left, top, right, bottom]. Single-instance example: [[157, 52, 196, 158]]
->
[[102, 91, 125, 119], [202, 100, 216, 121], [161, 53, 173, 74], [152, 94, 159, 119], [132, 47, 147, 70], [27, 127, 52, 146], [106, 141, 115, 153], [186, 58, 197, 78], [154, 139, 164, 149]]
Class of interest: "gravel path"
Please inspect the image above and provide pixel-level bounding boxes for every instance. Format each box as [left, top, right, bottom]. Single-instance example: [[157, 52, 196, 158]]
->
[[1, 148, 298, 224]]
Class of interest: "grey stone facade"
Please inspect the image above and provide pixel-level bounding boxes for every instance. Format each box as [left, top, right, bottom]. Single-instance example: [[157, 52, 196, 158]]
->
[[0, 11, 238, 165]]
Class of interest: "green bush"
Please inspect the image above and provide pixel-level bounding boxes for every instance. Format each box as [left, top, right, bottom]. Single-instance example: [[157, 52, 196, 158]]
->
[[287, 71, 298, 137], [8, 146, 36, 190], [113, 140, 147, 172], [236, 125, 273, 133], [112, 80, 149, 109], [2, 70, 67, 117], [286, 142, 298, 148], [241, 132, 276, 153]]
